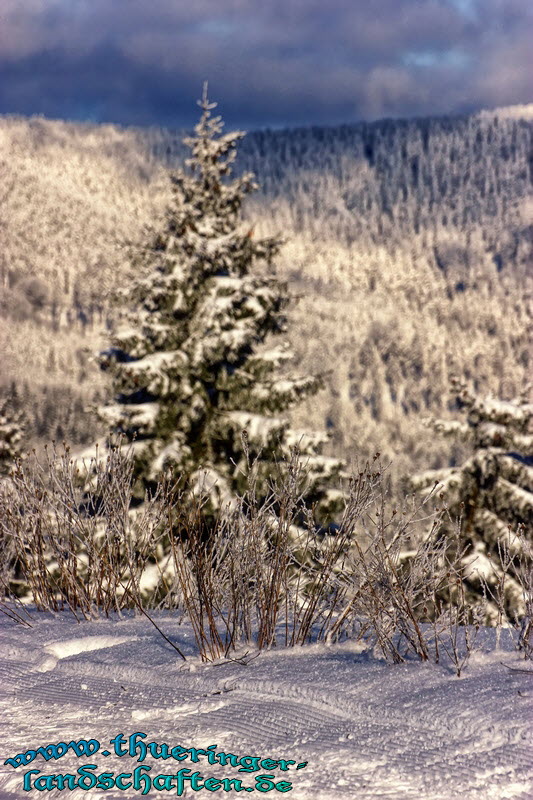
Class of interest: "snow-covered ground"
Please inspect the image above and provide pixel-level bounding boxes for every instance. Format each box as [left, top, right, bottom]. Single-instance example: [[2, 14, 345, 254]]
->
[[0, 610, 531, 800]]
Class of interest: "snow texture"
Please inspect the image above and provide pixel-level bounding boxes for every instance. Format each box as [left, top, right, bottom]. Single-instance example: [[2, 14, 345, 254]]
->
[[1, 612, 532, 800]]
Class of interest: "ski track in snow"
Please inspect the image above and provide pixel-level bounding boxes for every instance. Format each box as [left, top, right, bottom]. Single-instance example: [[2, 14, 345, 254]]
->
[[0, 612, 531, 800]]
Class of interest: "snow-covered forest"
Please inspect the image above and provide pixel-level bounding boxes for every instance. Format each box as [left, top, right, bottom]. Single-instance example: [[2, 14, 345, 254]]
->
[[1, 105, 531, 496]]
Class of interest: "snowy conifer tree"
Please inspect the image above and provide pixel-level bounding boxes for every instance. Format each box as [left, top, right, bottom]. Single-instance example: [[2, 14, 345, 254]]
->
[[0, 393, 25, 477], [91, 85, 344, 527], [409, 377, 533, 622]]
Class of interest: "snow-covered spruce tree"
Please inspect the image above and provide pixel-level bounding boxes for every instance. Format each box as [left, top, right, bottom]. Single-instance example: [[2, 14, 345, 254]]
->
[[0, 392, 25, 477], [409, 377, 533, 623], [92, 85, 344, 532]]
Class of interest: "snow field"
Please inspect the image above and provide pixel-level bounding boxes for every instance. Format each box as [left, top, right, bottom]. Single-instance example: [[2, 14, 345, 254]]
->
[[0, 611, 532, 800]]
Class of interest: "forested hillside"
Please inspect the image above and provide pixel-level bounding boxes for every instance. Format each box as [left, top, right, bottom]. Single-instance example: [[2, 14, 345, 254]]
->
[[1, 106, 531, 492]]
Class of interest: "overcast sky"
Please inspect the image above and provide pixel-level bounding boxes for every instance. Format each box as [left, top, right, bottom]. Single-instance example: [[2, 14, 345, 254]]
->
[[0, 0, 531, 130]]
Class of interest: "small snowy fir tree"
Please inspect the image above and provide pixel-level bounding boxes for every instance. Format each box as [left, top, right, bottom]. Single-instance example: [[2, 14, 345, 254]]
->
[[409, 376, 533, 623], [90, 85, 344, 528], [0, 393, 25, 477]]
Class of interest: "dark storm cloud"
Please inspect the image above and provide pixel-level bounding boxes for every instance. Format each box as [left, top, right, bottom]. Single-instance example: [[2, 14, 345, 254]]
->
[[0, 0, 531, 128]]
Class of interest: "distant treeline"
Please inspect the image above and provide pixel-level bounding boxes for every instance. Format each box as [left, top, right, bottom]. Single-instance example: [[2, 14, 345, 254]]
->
[[145, 112, 532, 276]]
